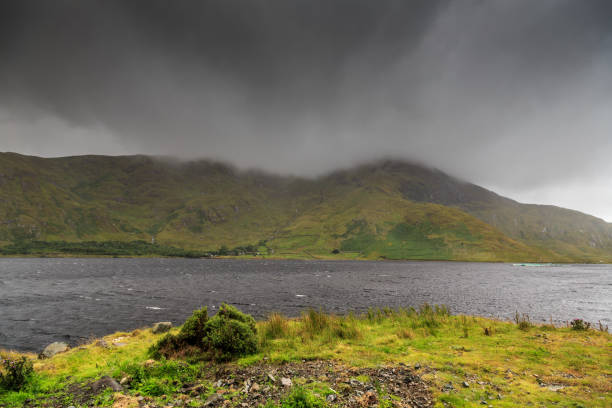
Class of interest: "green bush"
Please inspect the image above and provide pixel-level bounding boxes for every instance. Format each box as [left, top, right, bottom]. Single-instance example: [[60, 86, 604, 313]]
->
[[202, 304, 258, 361], [150, 304, 258, 361], [570, 318, 591, 331], [0, 356, 34, 391], [149, 307, 208, 359], [178, 307, 209, 345]]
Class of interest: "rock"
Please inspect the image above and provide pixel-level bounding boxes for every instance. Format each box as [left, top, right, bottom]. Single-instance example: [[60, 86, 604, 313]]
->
[[181, 384, 205, 394], [152, 322, 173, 334], [356, 391, 377, 407], [96, 339, 110, 348], [143, 359, 156, 368], [326, 394, 337, 402], [243, 379, 252, 393], [462, 381, 470, 388], [267, 373, 276, 383], [120, 376, 132, 386], [203, 394, 223, 407], [404, 373, 420, 384], [281, 377, 292, 387], [91, 376, 123, 393], [39, 342, 69, 359]]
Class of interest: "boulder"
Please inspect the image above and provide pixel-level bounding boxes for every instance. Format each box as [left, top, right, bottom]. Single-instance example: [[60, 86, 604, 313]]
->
[[152, 321, 173, 334], [203, 394, 223, 407], [39, 342, 69, 359], [90, 376, 123, 393], [96, 339, 110, 348]]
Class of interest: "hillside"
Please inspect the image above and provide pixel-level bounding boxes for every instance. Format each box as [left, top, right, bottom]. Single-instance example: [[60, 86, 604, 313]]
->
[[1, 153, 611, 262]]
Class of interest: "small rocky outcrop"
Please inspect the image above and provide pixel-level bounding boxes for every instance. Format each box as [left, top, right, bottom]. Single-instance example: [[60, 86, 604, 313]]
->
[[39, 342, 69, 359], [90, 376, 123, 393], [151, 321, 173, 334]]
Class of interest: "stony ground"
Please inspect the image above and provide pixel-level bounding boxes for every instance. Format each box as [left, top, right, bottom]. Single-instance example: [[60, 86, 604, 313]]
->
[[202, 360, 433, 408], [28, 360, 433, 408]]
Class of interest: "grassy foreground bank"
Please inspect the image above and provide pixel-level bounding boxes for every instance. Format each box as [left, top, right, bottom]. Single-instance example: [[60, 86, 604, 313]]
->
[[1, 306, 610, 407]]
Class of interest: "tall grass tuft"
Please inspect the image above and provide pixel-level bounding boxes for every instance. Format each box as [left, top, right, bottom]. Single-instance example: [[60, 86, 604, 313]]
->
[[301, 308, 331, 335], [263, 313, 290, 339], [515, 312, 532, 331], [299, 309, 361, 341]]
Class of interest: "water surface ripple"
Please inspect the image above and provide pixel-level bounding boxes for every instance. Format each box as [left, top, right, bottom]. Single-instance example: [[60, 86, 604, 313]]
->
[[0, 258, 610, 352]]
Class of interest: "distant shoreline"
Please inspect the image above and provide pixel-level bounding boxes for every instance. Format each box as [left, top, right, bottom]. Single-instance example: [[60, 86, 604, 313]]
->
[[0, 252, 606, 264]]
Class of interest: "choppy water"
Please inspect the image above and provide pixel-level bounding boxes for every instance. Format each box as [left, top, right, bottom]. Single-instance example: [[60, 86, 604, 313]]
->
[[0, 258, 610, 352]]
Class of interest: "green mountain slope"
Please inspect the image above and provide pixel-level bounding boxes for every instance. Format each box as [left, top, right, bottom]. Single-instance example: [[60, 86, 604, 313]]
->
[[1, 153, 610, 262]]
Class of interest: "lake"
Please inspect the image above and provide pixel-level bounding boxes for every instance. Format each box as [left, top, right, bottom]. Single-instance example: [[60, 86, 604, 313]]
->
[[1, 258, 610, 352]]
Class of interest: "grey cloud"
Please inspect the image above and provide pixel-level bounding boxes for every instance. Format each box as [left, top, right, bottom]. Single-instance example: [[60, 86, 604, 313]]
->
[[1, 0, 611, 220]]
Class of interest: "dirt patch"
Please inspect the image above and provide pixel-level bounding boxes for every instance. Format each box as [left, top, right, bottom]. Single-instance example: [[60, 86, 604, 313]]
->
[[203, 360, 433, 407], [112, 393, 141, 408]]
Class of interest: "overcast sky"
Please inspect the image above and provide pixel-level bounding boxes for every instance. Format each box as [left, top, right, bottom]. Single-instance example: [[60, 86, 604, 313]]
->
[[1, 0, 611, 221]]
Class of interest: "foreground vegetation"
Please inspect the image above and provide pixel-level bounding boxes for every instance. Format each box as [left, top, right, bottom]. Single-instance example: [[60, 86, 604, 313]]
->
[[1, 305, 610, 407]]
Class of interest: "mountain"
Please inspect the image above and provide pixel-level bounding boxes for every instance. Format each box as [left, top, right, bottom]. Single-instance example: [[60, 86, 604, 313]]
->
[[1, 152, 611, 262]]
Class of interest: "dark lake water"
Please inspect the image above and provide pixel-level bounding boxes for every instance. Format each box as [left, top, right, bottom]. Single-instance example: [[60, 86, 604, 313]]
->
[[1, 258, 610, 352]]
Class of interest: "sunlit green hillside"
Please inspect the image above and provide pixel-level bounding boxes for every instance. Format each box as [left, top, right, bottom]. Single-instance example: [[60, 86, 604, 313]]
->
[[1, 153, 611, 262]]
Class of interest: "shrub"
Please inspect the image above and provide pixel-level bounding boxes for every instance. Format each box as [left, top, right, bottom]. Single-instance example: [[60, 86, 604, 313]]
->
[[202, 315, 258, 361], [570, 318, 591, 331], [0, 356, 34, 391], [149, 307, 209, 359], [150, 304, 258, 362], [214, 303, 257, 331], [178, 307, 209, 345]]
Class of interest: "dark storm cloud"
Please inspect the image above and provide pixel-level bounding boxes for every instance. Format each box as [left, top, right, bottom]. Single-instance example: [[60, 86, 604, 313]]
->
[[1, 0, 612, 219]]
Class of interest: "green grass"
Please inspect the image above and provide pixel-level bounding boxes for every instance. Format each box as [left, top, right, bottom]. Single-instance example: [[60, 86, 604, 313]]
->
[[2, 306, 610, 407]]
